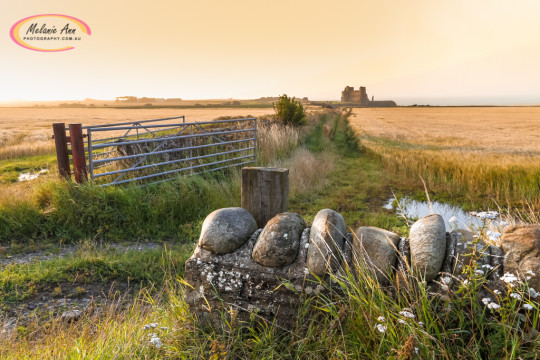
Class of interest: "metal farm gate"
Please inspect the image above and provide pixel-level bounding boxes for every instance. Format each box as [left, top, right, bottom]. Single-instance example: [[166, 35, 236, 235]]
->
[[52, 116, 257, 186]]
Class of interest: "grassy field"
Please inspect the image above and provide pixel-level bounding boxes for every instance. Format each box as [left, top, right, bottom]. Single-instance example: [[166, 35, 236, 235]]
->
[[1, 107, 540, 358], [350, 107, 540, 210]]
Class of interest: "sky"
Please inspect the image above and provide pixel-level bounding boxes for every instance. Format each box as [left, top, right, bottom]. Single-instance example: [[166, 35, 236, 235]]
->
[[2, 0, 540, 105]]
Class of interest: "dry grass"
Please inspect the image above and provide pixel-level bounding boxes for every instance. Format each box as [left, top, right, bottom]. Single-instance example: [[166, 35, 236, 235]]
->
[[350, 107, 540, 207], [351, 107, 540, 154], [0, 288, 165, 358], [0, 131, 54, 160], [0, 107, 273, 132], [270, 147, 334, 198], [0, 107, 273, 159], [256, 122, 299, 164]]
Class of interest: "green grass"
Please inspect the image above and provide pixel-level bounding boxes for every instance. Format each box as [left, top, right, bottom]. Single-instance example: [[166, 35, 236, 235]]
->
[[3, 234, 540, 358], [360, 133, 540, 211], [2, 110, 540, 358], [0, 243, 193, 304], [291, 111, 408, 235], [0, 172, 240, 244], [0, 154, 56, 183]]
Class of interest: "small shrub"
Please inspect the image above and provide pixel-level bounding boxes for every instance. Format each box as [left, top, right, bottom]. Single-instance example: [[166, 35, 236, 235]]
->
[[273, 95, 307, 127]]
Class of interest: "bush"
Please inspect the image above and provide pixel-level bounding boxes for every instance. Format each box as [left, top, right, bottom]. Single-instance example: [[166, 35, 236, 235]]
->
[[273, 94, 307, 127]]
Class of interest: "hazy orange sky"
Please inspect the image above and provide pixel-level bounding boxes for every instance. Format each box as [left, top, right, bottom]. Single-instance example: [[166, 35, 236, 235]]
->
[[2, 0, 540, 105]]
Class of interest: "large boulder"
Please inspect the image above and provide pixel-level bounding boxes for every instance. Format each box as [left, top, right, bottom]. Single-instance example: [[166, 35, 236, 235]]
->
[[307, 209, 347, 276], [252, 212, 306, 267], [198, 207, 258, 254], [353, 226, 400, 283], [409, 214, 446, 282], [501, 225, 540, 290]]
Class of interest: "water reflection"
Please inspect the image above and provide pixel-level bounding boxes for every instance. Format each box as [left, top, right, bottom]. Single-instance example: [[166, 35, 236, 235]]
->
[[383, 196, 500, 231]]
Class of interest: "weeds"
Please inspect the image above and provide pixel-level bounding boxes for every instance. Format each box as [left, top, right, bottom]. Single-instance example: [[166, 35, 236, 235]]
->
[[2, 109, 540, 358], [3, 220, 539, 358]]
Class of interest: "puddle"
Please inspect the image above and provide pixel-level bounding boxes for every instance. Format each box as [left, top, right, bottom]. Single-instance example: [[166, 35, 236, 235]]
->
[[383, 196, 502, 231], [17, 168, 48, 182]]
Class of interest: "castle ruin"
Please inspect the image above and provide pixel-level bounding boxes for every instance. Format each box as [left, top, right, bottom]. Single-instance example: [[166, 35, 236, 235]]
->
[[341, 86, 396, 107]]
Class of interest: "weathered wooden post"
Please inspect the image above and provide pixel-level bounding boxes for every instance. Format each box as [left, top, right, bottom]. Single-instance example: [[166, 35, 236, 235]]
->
[[241, 167, 289, 228], [68, 123, 87, 183], [52, 123, 71, 179]]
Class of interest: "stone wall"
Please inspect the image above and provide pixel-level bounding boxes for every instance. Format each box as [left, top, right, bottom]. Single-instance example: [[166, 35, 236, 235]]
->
[[184, 207, 539, 328]]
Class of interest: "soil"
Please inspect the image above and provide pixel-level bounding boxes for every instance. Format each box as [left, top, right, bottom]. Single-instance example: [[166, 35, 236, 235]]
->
[[0, 242, 166, 338]]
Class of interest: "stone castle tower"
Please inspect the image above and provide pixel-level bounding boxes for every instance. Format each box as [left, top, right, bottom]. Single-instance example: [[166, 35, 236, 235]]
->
[[341, 86, 396, 107]]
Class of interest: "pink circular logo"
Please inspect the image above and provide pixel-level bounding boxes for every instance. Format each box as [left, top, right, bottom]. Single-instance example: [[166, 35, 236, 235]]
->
[[10, 14, 91, 52]]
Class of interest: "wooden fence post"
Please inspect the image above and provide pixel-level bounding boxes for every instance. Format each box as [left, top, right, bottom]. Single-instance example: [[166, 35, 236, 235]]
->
[[52, 123, 71, 179], [69, 123, 87, 183], [241, 167, 289, 228]]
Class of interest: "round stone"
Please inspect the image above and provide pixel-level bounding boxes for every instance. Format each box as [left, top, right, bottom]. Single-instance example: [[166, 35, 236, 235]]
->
[[353, 226, 400, 283], [409, 214, 447, 282], [252, 212, 306, 267], [198, 207, 258, 254], [307, 209, 346, 276]]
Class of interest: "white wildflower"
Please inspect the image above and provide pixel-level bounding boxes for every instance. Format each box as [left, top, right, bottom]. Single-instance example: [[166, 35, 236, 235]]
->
[[510, 293, 522, 300], [143, 324, 151, 330], [487, 303, 501, 310], [528, 288, 539, 298], [494, 290, 501, 295], [471, 211, 498, 220], [377, 316, 386, 323], [526, 270, 536, 276], [463, 279, 469, 285], [418, 321, 424, 327], [501, 273, 519, 286], [527, 276, 532, 281], [415, 347, 419, 355], [398, 319, 407, 324], [150, 323, 158, 328], [160, 327, 168, 330], [475, 269, 485, 276], [482, 297, 492, 305], [399, 311, 415, 319], [482, 264, 494, 270], [150, 336, 162, 348], [523, 304, 534, 311], [442, 276, 451, 285], [376, 324, 387, 333]]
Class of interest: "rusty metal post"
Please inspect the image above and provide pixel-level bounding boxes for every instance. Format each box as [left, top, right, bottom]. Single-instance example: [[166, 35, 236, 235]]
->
[[52, 123, 71, 179], [69, 123, 87, 183]]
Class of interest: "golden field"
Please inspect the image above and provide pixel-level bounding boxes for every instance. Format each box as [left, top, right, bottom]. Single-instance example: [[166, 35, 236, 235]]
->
[[0, 107, 273, 160], [351, 107, 540, 155], [350, 107, 540, 207]]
